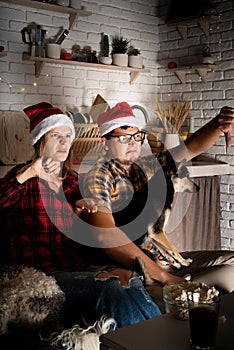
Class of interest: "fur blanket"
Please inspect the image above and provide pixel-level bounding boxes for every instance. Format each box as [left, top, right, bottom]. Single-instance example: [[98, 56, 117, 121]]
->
[[0, 265, 116, 350], [0, 264, 65, 335]]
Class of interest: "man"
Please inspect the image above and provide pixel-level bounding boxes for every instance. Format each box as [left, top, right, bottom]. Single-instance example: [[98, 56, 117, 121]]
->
[[82, 101, 234, 310]]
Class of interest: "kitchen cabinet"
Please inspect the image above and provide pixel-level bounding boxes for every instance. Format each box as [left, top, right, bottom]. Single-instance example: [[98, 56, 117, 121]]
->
[[22, 53, 151, 84], [0, 0, 91, 30], [168, 63, 218, 84]]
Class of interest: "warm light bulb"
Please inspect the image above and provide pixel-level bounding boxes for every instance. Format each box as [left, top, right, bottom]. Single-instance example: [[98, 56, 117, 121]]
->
[[33, 82, 37, 87]]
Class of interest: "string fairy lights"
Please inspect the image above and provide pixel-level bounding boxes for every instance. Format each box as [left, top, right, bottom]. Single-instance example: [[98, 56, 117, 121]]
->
[[208, 13, 222, 62], [0, 73, 50, 93]]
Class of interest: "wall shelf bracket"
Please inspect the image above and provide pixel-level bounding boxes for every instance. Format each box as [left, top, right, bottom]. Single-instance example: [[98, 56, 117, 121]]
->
[[174, 70, 187, 84], [130, 70, 140, 85], [198, 17, 210, 37], [171, 16, 217, 39], [177, 25, 188, 40], [196, 67, 208, 82], [169, 64, 218, 84], [35, 60, 45, 78]]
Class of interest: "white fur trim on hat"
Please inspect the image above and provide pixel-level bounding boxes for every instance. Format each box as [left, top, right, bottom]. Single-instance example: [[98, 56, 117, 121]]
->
[[30, 114, 75, 145], [99, 116, 139, 137]]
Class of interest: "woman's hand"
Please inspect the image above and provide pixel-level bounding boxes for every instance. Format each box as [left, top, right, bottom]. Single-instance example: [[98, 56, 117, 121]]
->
[[33, 157, 63, 193], [41, 157, 61, 177], [29, 157, 61, 180]]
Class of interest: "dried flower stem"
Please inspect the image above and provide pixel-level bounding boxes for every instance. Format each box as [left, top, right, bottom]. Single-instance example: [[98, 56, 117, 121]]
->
[[156, 99, 190, 133]]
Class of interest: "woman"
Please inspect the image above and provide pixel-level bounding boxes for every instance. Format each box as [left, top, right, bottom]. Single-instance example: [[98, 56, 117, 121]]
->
[[0, 102, 161, 339]]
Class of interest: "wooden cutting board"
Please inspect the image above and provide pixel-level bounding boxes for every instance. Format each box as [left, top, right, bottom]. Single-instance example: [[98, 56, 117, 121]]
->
[[0, 110, 35, 165]]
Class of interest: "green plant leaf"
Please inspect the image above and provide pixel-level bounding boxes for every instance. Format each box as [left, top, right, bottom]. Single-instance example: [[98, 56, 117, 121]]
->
[[111, 35, 130, 54]]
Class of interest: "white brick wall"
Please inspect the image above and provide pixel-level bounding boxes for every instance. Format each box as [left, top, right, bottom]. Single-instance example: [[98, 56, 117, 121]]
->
[[0, 0, 159, 112], [0, 0, 233, 249], [157, 0, 234, 250]]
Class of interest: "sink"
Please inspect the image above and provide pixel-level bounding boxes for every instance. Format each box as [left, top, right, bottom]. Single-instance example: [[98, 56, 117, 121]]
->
[[186, 155, 231, 177]]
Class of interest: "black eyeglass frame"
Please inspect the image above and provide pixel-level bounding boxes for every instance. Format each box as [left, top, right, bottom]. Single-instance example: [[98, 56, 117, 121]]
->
[[109, 131, 146, 144]]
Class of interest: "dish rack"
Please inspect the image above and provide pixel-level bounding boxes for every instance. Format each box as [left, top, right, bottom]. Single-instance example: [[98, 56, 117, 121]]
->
[[72, 123, 102, 162]]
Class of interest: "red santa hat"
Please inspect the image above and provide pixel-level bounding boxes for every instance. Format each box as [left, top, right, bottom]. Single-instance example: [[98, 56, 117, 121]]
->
[[97, 101, 139, 136], [24, 102, 75, 145]]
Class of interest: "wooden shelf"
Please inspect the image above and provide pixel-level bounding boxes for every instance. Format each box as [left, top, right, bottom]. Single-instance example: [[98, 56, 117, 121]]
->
[[22, 53, 151, 84], [168, 64, 218, 84], [4, 0, 149, 84], [167, 16, 219, 40], [0, 0, 92, 29]]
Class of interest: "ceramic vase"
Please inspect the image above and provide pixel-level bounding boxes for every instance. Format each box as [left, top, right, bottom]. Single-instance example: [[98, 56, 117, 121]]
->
[[112, 53, 128, 67], [164, 133, 180, 149], [128, 55, 143, 68], [100, 56, 112, 65]]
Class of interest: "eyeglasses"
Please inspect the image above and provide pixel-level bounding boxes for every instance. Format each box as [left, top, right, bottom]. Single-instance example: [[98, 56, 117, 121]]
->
[[110, 131, 146, 144]]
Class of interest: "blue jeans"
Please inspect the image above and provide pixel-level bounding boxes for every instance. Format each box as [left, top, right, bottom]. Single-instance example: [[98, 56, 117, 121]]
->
[[50, 270, 161, 329]]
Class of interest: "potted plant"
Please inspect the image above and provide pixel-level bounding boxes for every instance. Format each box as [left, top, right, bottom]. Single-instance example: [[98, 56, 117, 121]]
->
[[99, 34, 112, 65], [201, 45, 214, 65], [111, 34, 129, 67], [128, 45, 143, 68]]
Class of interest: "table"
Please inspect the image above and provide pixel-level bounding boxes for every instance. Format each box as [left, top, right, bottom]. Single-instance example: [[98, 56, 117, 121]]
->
[[100, 293, 234, 350]]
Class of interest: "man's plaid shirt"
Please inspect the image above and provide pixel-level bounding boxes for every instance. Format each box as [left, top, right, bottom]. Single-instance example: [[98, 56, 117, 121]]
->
[[83, 154, 160, 214]]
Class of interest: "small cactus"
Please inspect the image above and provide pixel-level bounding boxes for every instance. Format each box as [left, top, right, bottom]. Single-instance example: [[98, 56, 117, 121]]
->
[[103, 34, 110, 57]]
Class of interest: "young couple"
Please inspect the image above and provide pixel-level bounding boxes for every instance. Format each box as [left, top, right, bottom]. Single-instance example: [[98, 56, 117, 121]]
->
[[1, 101, 234, 336]]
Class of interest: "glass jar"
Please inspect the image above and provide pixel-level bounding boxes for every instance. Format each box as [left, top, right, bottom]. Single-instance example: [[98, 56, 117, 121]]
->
[[73, 48, 87, 62], [87, 50, 98, 63]]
